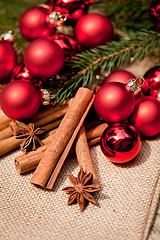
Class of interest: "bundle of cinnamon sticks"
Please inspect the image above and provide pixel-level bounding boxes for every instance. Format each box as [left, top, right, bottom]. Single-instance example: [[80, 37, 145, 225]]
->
[[0, 87, 108, 190]]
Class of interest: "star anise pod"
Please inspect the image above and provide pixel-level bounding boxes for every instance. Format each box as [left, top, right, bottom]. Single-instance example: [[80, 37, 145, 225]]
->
[[62, 168, 100, 211], [15, 121, 45, 152]]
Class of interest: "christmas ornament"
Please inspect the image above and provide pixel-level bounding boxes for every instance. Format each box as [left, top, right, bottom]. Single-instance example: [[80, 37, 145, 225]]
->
[[19, 6, 66, 41], [0, 40, 17, 82], [142, 66, 160, 96], [11, 63, 44, 87], [0, 80, 42, 120], [94, 79, 143, 122], [0, 30, 15, 43], [100, 122, 141, 163], [48, 34, 82, 60], [104, 70, 141, 98], [24, 38, 64, 78], [75, 13, 113, 48], [149, 0, 160, 29], [129, 95, 160, 137], [104, 70, 136, 85], [49, 0, 92, 22]]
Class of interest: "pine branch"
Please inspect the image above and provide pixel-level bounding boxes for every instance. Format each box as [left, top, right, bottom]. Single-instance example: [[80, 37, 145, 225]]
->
[[53, 29, 160, 102]]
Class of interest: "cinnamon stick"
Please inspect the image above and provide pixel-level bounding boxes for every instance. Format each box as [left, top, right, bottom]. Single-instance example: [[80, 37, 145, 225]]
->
[[30, 87, 94, 188], [75, 124, 100, 187], [15, 123, 106, 174]]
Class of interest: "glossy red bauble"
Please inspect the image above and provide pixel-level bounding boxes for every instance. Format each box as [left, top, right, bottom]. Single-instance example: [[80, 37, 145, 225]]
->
[[75, 13, 113, 48], [19, 6, 55, 41], [94, 82, 135, 122], [0, 80, 42, 120], [129, 96, 160, 137], [24, 38, 64, 78], [100, 122, 141, 163], [149, 0, 160, 29], [48, 34, 82, 60], [142, 66, 160, 96], [0, 41, 17, 82]]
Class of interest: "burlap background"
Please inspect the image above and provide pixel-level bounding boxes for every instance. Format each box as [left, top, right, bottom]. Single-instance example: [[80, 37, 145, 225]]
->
[[0, 59, 160, 240]]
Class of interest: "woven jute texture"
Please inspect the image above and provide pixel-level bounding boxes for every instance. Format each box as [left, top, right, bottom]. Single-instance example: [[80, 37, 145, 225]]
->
[[0, 59, 160, 240]]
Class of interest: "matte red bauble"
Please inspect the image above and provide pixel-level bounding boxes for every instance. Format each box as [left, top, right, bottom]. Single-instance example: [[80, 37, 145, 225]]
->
[[75, 13, 113, 48], [100, 122, 141, 163], [19, 6, 55, 41], [94, 82, 135, 122], [0, 41, 17, 82], [0, 81, 42, 120], [149, 0, 160, 29], [129, 96, 160, 137], [104, 70, 136, 85], [142, 66, 160, 95], [11, 63, 44, 87], [52, 0, 92, 22], [24, 38, 64, 78], [48, 34, 82, 60]]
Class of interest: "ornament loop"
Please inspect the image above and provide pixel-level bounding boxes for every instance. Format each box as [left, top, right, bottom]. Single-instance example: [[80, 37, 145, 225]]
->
[[127, 77, 145, 95], [49, 12, 67, 26], [135, 76, 145, 88]]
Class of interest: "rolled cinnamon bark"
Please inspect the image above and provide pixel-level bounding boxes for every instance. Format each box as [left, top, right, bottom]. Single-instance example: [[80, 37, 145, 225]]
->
[[0, 136, 23, 156], [30, 87, 94, 188], [14, 123, 105, 174], [75, 124, 100, 187]]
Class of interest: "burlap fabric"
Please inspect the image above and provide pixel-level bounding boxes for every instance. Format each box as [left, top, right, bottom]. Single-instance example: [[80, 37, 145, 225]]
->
[[0, 59, 160, 240]]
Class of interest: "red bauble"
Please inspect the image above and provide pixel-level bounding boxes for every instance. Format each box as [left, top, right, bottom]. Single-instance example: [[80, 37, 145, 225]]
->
[[50, 0, 92, 22], [19, 6, 56, 41], [11, 63, 45, 87], [129, 96, 160, 137], [149, 0, 160, 29], [75, 13, 113, 48], [0, 41, 17, 82], [0, 80, 42, 120], [94, 82, 135, 122], [100, 122, 141, 163], [104, 70, 136, 85], [48, 34, 82, 60], [24, 38, 64, 78], [142, 66, 160, 96]]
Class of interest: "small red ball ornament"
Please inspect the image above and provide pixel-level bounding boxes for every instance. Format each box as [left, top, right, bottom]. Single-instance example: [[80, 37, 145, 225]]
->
[[100, 122, 141, 163], [11, 63, 44, 87], [104, 70, 136, 85], [129, 96, 160, 137], [48, 34, 82, 60], [0, 41, 17, 82], [19, 6, 56, 41], [94, 82, 136, 122], [24, 38, 64, 78], [75, 13, 113, 48], [149, 0, 160, 29], [142, 66, 160, 96], [0, 80, 42, 120]]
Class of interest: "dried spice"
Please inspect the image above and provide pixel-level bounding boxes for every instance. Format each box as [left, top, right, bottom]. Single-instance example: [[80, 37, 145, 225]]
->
[[62, 168, 100, 211], [15, 121, 44, 152]]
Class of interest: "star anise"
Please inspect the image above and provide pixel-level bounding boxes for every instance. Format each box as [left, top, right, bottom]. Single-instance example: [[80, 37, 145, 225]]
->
[[15, 121, 45, 152], [62, 168, 100, 211]]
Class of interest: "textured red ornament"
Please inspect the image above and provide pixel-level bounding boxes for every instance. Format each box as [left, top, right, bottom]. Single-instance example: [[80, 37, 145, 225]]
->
[[75, 13, 113, 48], [142, 66, 160, 96], [24, 38, 64, 78], [94, 82, 135, 122], [50, 0, 92, 22], [149, 0, 160, 29], [129, 96, 160, 137], [0, 80, 42, 120], [48, 34, 82, 60], [19, 6, 56, 41], [11, 63, 45, 87], [0, 41, 17, 83], [100, 122, 141, 163]]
